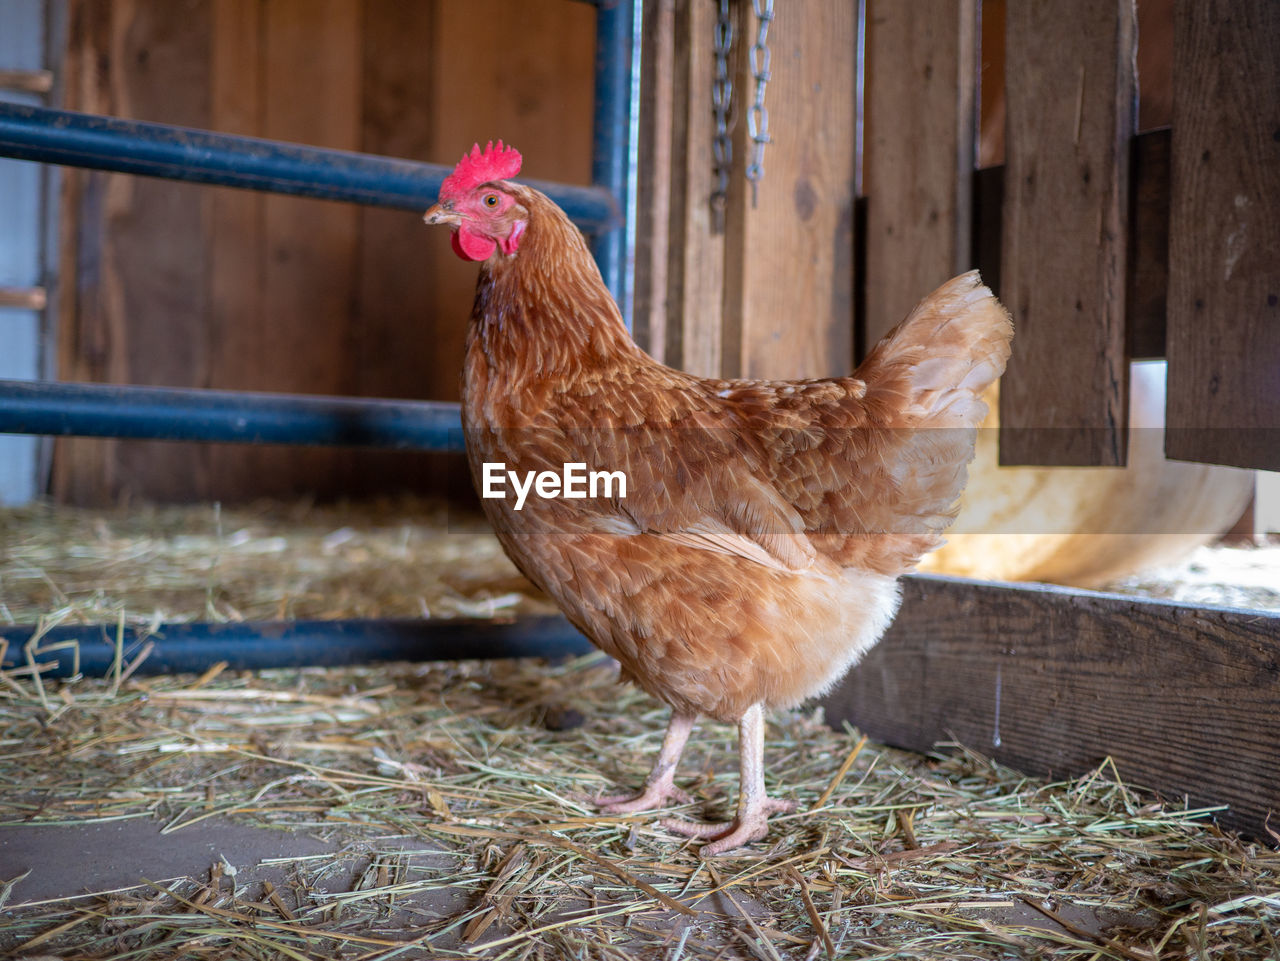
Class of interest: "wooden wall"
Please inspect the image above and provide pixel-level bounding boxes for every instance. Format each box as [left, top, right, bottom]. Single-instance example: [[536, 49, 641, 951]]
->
[[53, 0, 595, 504], [635, 0, 858, 382]]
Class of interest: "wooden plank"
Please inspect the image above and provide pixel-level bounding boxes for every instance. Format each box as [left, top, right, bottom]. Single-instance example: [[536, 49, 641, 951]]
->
[[53, 0, 215, 504], [51, 0, 108, 504], [203, 0, 268, 500], [346, 0, 454, 498], [236, 0, 362, 501], [1165, 0, 1280, 472], [427, 0, 595, 384], [823, 574, 1280, 841], [862, 0, 977, 350], [998, 0, 1135, 467], [632, 0, 675, 362], [721, 0, 857, 380], [662, 0, 726, 378], [973, 128, 1171, 361]]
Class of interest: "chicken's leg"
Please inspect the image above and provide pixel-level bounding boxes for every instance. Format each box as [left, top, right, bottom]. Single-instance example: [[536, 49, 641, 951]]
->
[[597, 710, 697, 813], [661, 702, 795, 856]]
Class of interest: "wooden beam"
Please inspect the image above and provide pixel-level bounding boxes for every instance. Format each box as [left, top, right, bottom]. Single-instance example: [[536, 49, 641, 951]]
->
[[721, 0, 857, 380], [0, 286, 47, 310], [998, 0, 1136, 467], [862, 0, 977, 350], [0, 69, 54, 95], [1165, 0, 1280, 472], [823, 574, 1280, 841]]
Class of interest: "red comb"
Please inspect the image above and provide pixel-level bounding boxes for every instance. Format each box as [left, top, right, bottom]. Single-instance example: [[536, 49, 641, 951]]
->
[[439, 141, 522, 200]]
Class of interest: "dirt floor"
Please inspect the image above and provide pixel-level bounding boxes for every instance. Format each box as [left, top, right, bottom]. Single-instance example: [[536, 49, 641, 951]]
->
[[2, 500, 1278, 958]]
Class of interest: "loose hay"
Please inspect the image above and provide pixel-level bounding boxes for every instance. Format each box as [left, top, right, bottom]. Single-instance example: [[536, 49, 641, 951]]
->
[[2, 500, 1278, 959]]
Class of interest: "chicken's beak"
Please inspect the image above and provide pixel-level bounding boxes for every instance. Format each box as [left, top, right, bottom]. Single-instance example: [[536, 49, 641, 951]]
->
[[423, 203, 460, 227]]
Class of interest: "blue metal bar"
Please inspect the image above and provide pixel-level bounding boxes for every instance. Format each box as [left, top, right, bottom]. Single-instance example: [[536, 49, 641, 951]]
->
[[1, 617, 595, 678], [0, 379, 464, 450], [0, 103, 621, 234], [591, 0, 640, 322]]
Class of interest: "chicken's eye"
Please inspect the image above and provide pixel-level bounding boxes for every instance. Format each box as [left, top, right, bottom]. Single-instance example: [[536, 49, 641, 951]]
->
[[483, 194, 500, 208]]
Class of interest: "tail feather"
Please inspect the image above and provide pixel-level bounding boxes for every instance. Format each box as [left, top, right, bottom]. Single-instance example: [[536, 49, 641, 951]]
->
[[835, 271, 1014, 569], [858, 270, 1014, 431]]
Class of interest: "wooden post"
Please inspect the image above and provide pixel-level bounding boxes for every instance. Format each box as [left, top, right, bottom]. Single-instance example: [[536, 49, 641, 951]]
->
[[998, 0, 1136, 467], [862, 0, 977, 350], [633, 0, 676, 363], [649, 0, 729, 378], [720, 0, 858, 380], [1165, 0, 1280, 472]]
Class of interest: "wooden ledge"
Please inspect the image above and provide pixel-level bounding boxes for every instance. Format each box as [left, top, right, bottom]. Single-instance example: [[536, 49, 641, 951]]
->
[[823, 573, 1280, 840]]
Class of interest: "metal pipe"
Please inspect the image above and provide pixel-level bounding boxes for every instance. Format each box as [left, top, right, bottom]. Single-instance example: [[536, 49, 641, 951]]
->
[[0, 103, 621, 234], [1, 617, 596, 678], [591, 0, 640, 322], [0, 379, 464, 450]]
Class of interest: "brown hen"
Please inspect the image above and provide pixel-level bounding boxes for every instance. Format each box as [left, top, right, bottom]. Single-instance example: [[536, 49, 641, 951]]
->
[[424, 142, 1013, 856]]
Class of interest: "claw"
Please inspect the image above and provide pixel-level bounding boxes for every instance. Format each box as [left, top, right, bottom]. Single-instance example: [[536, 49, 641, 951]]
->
[[661, 797, 796, 856], [596, 711, 696, 816], [598, 782, 693, 814], [664, 703, 790, 856]]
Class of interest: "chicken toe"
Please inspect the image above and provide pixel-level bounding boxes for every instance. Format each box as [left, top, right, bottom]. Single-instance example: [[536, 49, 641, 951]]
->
[[660, 703, 794, 856], [597, 711, 696, 814]]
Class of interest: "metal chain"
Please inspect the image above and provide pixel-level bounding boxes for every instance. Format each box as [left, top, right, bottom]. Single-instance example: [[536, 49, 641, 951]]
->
[[710, 0, 775, 224], [710, 0, 734, 232], [744, 0, 774, 207]]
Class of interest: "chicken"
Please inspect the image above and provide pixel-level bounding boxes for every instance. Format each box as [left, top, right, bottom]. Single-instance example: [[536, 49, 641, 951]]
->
[[424, 142, 1013, 856]]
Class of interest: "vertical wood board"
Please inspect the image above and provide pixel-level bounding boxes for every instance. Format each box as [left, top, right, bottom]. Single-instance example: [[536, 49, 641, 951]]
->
[[632, 0, 675, 362], [1165, 0, 1280, 472], [662, 0, 726, 379], [721, 0, 857, 380], [998, 0, 1135, 467], [862, 0, 976, 352], [54, 0, 216, 503], [347, 0, 454, 497], [51, 0, 599, 503]]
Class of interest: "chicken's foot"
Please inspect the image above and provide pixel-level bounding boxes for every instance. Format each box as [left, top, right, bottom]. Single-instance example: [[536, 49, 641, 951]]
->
[[598, 710, 697, 813], [661, 702, 795, 856]]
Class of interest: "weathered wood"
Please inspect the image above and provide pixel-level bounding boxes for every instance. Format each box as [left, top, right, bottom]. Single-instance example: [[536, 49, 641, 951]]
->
[[53, 0, 215, 503], [998, 0, 1135, 467], [0, 286, 47, 310], [0, 69, 54, 94], [823, 574, 1280, 841], [721, 0, 857, 380], [50, 0, 599, 504], [1165, 0, 1280, 472], [204, 0, 268, 500], [974, 128, 1172, 363], [862, 0, 977, 350], [662, 0, 726, 378], [343, 0, 451, 498], [632, 0, 676, 362]]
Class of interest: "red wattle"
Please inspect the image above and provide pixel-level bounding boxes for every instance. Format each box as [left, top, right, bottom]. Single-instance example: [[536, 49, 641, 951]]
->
[[453, 227, 497, 261]]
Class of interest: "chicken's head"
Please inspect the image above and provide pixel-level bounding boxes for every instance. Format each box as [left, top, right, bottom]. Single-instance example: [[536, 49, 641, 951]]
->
[[424, 141, 527, 262]]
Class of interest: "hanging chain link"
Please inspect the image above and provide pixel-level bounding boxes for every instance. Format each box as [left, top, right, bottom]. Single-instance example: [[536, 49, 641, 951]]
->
[[710, 0, 775, 228], [744, 0, 774, 206], [710, 0, 734, 232]]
